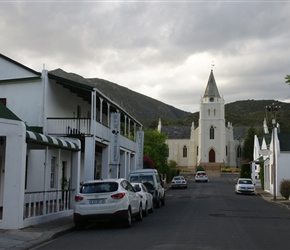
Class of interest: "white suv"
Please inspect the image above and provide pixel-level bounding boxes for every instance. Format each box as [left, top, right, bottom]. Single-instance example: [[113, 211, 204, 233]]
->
[[74, 179, 143, 229]]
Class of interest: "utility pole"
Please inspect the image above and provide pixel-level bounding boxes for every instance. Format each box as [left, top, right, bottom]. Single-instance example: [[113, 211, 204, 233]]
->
[[266, 103, 280, 200]]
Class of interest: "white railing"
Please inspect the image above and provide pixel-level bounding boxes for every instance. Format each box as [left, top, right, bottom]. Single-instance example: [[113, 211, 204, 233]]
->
[[47, 118, 91, 136], [24, 189, 74, 219]]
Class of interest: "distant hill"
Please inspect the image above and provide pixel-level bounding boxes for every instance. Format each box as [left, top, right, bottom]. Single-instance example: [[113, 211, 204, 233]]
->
[[88, 77, 290, 132], [51, 69, 290, 131]]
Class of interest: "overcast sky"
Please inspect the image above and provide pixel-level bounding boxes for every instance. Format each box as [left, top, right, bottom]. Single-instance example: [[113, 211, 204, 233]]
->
[[1, 0, 290, 113]]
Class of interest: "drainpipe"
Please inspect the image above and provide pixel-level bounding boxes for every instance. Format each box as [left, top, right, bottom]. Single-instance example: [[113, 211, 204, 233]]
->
[[42, 68, 48, 134]]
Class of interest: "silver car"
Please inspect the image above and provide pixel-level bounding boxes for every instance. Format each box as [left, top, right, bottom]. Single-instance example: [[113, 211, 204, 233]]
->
[[235, 178, 255, 195], [195, 171, 209, 182]]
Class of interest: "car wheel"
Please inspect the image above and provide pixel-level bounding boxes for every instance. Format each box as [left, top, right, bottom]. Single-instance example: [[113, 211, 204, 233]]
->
[[75, 221, 86, 230], [136, 205, 143, 221], [150, 200, 154, 213], [123, 208, 132, 228], [143, 202, 149, 217], [155, 197, 161, 208]]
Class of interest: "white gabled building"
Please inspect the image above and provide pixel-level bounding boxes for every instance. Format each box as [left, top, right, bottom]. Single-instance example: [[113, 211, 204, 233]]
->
[[0, 54, 144, 229], [254, 119, 290, 198]]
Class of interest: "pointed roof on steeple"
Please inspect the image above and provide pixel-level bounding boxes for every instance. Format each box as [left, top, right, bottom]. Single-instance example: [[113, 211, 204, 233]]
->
[[203, 70, 220, 98]]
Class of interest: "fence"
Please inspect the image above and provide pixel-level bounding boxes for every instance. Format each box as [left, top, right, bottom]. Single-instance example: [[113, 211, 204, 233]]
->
[[24, 189, 74, 219]]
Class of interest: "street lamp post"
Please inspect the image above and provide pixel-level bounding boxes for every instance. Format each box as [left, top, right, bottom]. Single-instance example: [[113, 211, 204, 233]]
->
[[266, 103, 280, 200]]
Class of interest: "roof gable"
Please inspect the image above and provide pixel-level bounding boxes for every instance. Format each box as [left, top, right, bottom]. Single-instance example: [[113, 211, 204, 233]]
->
[[0, 54, 41, 82]]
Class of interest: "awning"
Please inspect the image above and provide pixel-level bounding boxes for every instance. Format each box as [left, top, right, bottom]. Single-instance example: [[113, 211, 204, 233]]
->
[[26, 131, 80, 151]]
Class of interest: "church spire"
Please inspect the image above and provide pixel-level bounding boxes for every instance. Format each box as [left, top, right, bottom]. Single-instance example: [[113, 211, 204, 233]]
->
[[203, 70, 221, 98]]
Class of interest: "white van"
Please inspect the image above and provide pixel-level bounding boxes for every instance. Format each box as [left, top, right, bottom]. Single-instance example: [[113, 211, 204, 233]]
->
[[128, 169, 165, 208]]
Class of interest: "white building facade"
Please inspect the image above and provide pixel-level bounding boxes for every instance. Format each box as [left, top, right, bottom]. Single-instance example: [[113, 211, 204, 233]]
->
[[0, 54, 144, 229], [254, 120, 290, 198]]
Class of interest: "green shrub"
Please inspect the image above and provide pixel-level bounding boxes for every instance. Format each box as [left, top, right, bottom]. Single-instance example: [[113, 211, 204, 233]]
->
[[221, 167, 230, 172], [168, 160, 178, 168], [280, 179, 290, 200], [196, 166, 205, 172]]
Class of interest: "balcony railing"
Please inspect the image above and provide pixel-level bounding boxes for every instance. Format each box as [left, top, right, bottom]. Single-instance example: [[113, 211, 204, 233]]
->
[[46, 118, 138, 151], [47, 118, 91, 136], [24, 189, 74, 219]]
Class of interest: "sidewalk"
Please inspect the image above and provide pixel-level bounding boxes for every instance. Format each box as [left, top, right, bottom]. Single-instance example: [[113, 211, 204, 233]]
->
[[0, 216, 75, 250], [1, 186, 290, 250]]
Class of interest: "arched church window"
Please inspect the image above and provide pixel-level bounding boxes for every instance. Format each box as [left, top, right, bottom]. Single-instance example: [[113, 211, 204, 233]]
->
[[214, 109, 216, 116], [210, 126, 214, 139], [237, 146, 241, 158], [208, 109, 210, 116], [226, 146, 228, 156], [197, 146, 199, 156], [183, 146, 187, 158]]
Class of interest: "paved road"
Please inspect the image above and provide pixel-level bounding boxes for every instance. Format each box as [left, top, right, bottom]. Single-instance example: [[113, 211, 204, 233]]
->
[[35, 173, 290, 250]]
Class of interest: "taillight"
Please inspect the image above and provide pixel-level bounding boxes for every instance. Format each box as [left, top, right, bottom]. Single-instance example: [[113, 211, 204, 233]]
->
[[111, 192, 126, 199], [75, 195, 84, 202]]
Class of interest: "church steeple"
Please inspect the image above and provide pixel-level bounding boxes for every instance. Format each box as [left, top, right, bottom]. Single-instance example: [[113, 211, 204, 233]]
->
[[203, 70, 221, 98]]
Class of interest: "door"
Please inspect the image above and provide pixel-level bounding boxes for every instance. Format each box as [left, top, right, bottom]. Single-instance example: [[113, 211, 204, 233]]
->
[[209, 149, 215, 162]]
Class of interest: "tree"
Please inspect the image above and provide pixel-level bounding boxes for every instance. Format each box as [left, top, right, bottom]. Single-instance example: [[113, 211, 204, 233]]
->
[[143, 130, 168, 173], [242, 127, 256, 162], [285, 74, 290, 84], [143, 155, 155, 169]]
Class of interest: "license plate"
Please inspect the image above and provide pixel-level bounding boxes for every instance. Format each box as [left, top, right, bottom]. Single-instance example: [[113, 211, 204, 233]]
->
[[89, 199, 105, 204]]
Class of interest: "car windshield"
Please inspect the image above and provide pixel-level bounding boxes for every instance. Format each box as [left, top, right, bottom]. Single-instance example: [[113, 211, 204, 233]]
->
[[80, 182, 118, 193], [239, 179, 252, 184], [197, 172, 206, 176], [130, 175, 154, 185], [174, 177, 184, 180]]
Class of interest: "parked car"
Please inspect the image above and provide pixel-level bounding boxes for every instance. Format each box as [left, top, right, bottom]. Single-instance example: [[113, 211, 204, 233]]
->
[[235, 178, 256, 195], [131, 182, 154, 216], [195, 171, 209, 182], [171, 176, 187, 189], [74, 179, 143, 229], [128, 169, 165, 208]]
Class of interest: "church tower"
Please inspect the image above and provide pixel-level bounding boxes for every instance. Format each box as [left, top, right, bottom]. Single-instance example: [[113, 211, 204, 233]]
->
[[198, 70, 226, 166]]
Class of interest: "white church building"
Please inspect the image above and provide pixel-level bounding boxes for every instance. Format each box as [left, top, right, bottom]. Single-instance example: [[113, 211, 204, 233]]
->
[[159, 70, 242, 171]]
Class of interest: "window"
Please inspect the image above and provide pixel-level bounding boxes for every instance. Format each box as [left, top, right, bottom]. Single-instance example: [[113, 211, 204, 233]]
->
[[226, 146, 228, 156], [183, 146, 187, 157], [237, 146, 242, 158], [214, 109, 216, 116], [210, 126, 214, 139], [208, 109, 210, 116], [50, 157, 56, 188]]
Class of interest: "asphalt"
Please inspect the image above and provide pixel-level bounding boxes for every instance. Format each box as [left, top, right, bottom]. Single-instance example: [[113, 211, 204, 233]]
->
[[1, 181, 290, 250]]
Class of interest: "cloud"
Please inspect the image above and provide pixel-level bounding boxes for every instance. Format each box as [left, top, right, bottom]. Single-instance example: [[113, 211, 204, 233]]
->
[[1, 1, 290, 113]]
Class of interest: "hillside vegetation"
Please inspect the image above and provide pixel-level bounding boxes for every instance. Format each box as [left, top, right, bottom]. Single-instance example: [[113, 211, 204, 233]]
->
[[88, 77, 290, 131]]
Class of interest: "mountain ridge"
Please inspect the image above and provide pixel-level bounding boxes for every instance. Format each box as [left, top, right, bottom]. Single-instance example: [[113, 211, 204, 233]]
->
[[87, 76, 290, 132]]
